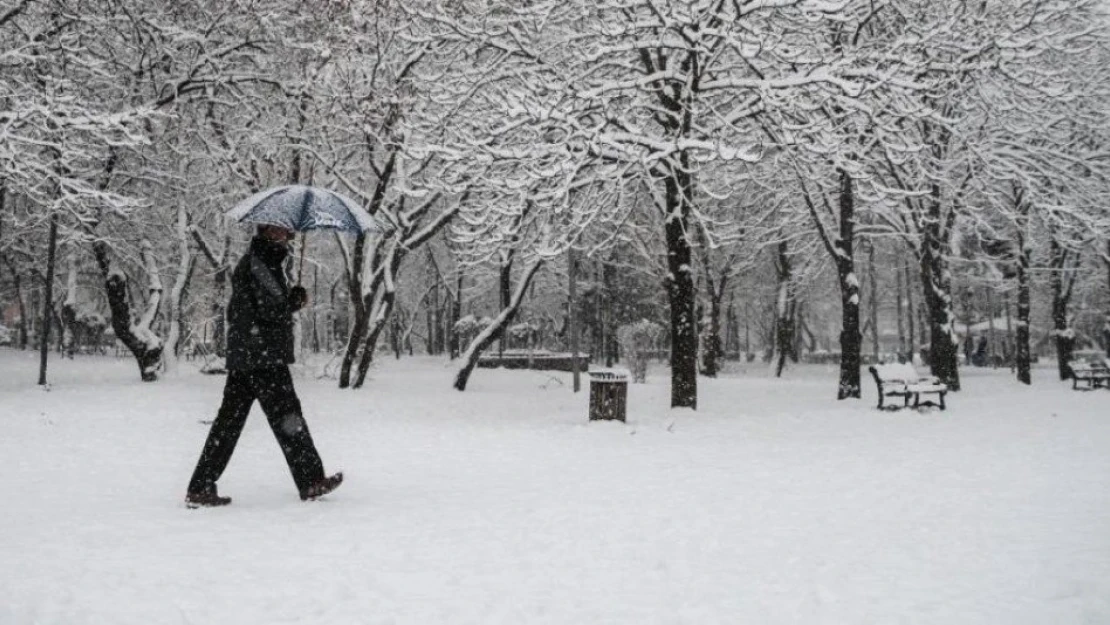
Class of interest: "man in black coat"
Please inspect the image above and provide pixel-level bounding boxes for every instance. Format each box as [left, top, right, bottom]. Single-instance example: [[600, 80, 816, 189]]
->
[[186, 225, 342, 507]]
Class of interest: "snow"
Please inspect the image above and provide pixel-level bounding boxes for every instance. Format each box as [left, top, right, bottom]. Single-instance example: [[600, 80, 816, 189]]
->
[[2, 349, 1109, 624]]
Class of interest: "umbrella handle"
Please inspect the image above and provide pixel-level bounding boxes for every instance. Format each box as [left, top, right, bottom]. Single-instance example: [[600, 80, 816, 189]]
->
[[297, 234, 308, 286]]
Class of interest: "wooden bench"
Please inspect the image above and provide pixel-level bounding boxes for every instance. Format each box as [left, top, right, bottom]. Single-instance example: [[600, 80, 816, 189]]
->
[[869, 363, 948, 411], [1069, 360, 1110, 390]]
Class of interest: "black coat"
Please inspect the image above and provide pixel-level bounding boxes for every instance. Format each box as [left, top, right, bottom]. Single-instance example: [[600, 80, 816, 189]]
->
[[226, 237, 299, 370]]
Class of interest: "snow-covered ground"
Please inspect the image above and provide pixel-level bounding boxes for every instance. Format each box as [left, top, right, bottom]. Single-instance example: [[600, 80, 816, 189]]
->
[[2, 348, 1108, 625]]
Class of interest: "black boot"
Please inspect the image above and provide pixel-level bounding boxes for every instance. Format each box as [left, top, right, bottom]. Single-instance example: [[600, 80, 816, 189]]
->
[[185, 485, 232, 508], [300, 472, 343, 501]]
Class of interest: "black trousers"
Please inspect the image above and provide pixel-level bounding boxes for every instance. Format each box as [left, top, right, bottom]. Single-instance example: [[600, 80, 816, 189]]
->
[[188, 366, 325, 494]]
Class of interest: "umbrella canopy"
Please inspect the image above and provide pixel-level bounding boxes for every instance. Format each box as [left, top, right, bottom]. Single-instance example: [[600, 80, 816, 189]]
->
[[227, 185, 390, 234]]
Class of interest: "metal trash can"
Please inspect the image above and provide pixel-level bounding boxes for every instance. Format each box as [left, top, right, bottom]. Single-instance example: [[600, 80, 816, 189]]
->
[[587, 368, 629, 422]]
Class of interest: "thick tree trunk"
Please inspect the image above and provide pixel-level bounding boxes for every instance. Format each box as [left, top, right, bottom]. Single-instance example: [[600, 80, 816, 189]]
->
[[338, 233, 371, 388], [837, 271, 862, 398], [92, 239, 164, 381], [38, 215, 59, 386], [663, 173, 698, 409], [920, 249, 960, 390], [836, 170, 862, 397], [454, 259, 543, 391], [918, 196, 961, 391], [339, 306, 370, 387], [352, 288, 396, 388], [351, 242, 416, 388], [801, 168, 861, 398]]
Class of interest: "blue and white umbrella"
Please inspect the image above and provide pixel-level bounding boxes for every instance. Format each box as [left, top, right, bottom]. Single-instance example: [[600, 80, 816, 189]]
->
[[227, 185, 390, 234]]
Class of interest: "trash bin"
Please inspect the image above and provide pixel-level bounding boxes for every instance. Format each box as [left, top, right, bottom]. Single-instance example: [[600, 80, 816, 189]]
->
[[587, 368, 629, 422]]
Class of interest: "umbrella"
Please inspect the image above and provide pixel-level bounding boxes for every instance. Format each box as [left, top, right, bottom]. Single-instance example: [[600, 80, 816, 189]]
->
[[227, 185, 391, 284], [227, 184, 389, 235]]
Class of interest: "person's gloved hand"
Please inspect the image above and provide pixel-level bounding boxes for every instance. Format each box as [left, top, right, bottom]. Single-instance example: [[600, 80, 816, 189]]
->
[[289, 286, 308, 311]]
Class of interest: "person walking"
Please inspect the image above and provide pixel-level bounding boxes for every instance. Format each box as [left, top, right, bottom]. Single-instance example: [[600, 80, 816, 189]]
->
[[185, 224, 342, 508]]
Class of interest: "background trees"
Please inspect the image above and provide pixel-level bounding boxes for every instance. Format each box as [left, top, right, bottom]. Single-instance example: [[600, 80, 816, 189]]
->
[[3, 0, 1109, 403]]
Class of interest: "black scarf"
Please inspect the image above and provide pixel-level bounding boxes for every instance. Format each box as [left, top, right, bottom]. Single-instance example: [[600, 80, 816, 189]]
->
[[250, 236, 290, 272]]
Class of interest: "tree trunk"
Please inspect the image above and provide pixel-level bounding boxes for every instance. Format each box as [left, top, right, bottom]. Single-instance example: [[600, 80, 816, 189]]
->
[[455, 259, 543, 391], [339, 304, 370, 387], [3, 261, 28, 349], [1015, 250, 1032, 385], [1050, 238, 1075, 381], [833, 170, 861, 398], [920, 252, 960, 390], [602, 261, 616, 367], [312, 264, 320, 353], [838, 285, 862, 397], [700, 281, 724, 377], [427, 250, 439, 355], [986, 289, 997, 368], [38, 215, 59, 386], [1104, 241, 1110, 358], [895, 259, 905, 361], [61, 249, 78, 358], [663, 172, 698, 409], [904, 261, 916, 364], [724, 292, 737, 358], [803, 168, 861, 398], [498, 254, 511, 357], [918, 195, 960, 391], [164, 204, 196, 374], [352, 242, 417, 387], [867, 243, 880, 363], [349, 278, 389, 387], [391, 309, 402, 359], [450, 270, 463, 360], [92, 239, 164, 381], [569, 248, 581, 393], [338, 233, 371, 388], [191, 229, 231, 358], [773, 241, 797, 378]]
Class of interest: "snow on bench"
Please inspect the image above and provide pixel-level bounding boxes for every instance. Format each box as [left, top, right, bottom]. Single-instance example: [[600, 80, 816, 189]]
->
[[1069, 359, 1110, 390], [868, 363, 948, 411]]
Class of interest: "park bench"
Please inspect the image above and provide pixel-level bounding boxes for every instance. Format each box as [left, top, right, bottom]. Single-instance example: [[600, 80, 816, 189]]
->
[[1068, 359, 1110, 390], [868, 363, 948, 411]]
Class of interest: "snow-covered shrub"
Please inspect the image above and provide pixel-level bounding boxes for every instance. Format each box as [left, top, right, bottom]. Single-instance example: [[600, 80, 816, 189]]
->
[[509, 321, 539, 349], [454, 315, 491, 348], [617, 320, 665, 383]]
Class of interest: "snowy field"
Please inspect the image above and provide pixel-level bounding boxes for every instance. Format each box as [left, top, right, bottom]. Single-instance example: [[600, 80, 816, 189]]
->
[[2, 348, 1109, 625]]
